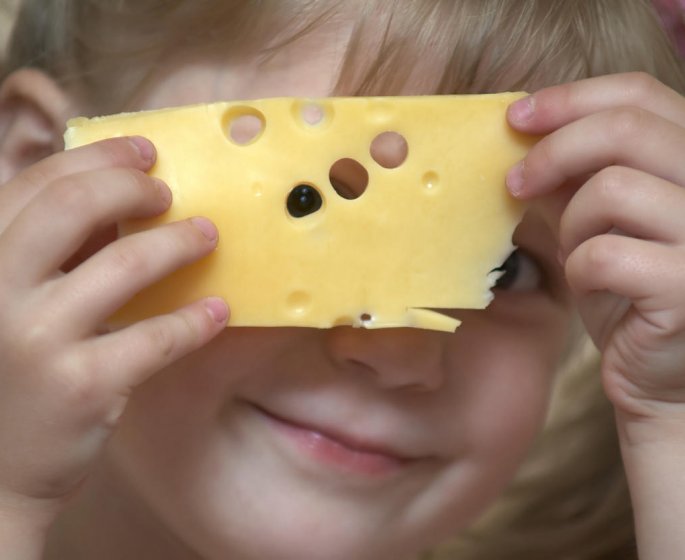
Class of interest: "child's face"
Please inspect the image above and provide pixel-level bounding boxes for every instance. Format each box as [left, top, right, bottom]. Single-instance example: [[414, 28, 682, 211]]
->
[[92, 26, 573, 560]]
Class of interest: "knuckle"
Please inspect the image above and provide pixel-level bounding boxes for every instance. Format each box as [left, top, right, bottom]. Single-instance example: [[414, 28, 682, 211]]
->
[[176, 308, 205, 346], [5, 317, 60, 376], [653, 310, 684, 337], [15, 162, 52, 192], [96, 137, 143, 166], [121, 168, 155, 198], [146, 320, 180, 360], [607, 106, 647, 141], [567, 237, 612, 287], [49, 350, 102, 407], [108, 242, 150, 278], [150, 307, 209, 361], [583, 236, 618, 271], [625, 71, 659, 104], [20, 318, 59, 355], [594, 165, 628, 203], [49, 177, 95, 214]]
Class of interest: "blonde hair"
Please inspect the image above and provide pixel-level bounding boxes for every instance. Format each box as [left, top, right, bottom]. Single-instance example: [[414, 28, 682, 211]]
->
[[0, 1, 18, 57], [4, 1, 685, 559], [4, 0, 685, 108]]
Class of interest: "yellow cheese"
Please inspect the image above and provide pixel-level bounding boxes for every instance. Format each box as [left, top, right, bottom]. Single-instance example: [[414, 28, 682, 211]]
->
[[64, 94, 533, 332]]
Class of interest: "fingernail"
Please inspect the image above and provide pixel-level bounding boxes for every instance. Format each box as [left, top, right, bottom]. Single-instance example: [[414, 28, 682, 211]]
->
[[190, 217, 218, 242], [129, 136, 156, 163], [508, 95, 535, 125], [152, 178, 172, 206], [204, 297, 229, 324], [506, 161, 525, 197]]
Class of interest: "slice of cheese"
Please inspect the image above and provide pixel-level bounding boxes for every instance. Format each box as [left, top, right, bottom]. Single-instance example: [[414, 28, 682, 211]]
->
[[64, 94, 533, 332]]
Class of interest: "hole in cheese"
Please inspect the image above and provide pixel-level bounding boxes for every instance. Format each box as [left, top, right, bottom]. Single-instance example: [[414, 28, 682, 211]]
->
[[286, 291, 311, 316], [301, 103, 325, 126], [291, 100, 333, 129], [333, 316, 355, 327], [422, 171, 440, 191], [370, 131, 408, 169], [224, 108, 265, 145], [329, 158, 369, 200], [286, 184, 324, 218]]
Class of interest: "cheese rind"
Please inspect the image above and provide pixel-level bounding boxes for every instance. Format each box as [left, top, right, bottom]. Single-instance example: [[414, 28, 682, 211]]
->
[[64, 94, 533, 332]]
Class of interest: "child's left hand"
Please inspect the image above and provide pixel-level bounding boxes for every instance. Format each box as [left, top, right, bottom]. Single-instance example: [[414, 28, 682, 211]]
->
[[506, 72, 685, 558], [507, 72, 685, 423]]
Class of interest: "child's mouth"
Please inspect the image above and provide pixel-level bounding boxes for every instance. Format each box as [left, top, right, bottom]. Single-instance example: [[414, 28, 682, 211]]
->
[[249, 403, 417, 477]]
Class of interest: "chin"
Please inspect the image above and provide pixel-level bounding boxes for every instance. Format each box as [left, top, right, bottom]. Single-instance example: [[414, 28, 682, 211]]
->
[[143, 466, 439, 560], [194, 520, 428, 560]]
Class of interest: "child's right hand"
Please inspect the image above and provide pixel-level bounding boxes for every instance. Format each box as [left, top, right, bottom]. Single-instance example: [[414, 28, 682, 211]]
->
[[0, 137, 228, 533]]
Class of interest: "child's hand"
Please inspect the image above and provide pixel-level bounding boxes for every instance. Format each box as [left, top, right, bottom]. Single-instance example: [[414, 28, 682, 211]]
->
[[0, 138, 228, 531], [506, 72, 685, 424], [506, 73, 685, 558]]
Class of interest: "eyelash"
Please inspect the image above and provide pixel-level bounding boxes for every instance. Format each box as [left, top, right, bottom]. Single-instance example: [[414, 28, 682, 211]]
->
[[491, 249, 546, 293]]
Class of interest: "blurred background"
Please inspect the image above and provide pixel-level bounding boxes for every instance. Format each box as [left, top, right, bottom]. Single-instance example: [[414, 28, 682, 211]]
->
[[0, 0, 18, 59]]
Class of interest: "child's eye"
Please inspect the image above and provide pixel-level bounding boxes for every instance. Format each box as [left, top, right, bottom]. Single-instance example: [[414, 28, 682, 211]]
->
[[492, 249, 543, 292]]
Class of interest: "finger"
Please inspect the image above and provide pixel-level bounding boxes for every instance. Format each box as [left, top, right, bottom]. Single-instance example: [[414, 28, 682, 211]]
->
[[564, 235, 683, 307], [0, 136, 156, 228], [506, 107, 685, 198], [559, 166, 685, 259], [0, 168, 172, 285], [84, 297, 228, 389], [54, 217, 219, 334], [507, 73, 685, 134]]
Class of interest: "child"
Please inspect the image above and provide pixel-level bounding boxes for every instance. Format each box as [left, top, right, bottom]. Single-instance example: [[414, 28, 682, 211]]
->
[[0, 0, 684, 558]]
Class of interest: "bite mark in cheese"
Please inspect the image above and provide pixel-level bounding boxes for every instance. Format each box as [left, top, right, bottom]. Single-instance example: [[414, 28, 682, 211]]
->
[[64, 94, 534, 332]]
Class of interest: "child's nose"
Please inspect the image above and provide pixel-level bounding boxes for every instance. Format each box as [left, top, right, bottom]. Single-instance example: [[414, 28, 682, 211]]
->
[[323, 326, 447, 392]]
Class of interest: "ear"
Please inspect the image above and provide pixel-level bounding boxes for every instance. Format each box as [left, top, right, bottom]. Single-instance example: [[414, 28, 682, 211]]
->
[[0, 68, 76, 183]]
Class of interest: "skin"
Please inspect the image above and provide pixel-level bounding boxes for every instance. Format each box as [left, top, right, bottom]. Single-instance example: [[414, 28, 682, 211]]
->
[[0, 36, 571, 560], [0, 22, 683, 560], [506, 74, 685, 558]]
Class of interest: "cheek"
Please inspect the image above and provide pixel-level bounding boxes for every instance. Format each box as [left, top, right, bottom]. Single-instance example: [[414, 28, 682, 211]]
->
[[124, 361, 230, 433], [391, 316, 571, 542], [106, 340, 239, 476], [109, 329, 295, 461], [451, 318, 568, 474], [467, 355, 550, 465], [122, 329, 275, 419]]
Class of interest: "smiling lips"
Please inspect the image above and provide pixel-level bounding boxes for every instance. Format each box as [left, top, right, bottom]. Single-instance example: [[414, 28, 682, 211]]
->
[[253, 404, 419, 476]]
